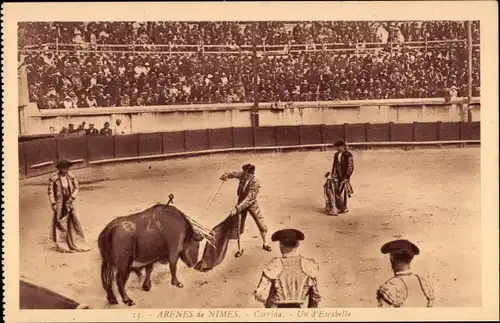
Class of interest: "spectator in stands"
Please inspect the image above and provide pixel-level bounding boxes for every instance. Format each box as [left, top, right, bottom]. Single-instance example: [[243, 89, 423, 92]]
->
[[60, 96, 75, 109], [46, 94, 59, 109], [78, 93, 90, 108], [87, 94, 98, 108], [96, 91, 107, 107], [120, 94, 131, 107], [69, 91, 79, 107]]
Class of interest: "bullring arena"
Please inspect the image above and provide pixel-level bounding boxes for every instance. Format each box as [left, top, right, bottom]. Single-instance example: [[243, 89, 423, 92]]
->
[[16, 19, 483, 310], [19, 146, 481, 308]]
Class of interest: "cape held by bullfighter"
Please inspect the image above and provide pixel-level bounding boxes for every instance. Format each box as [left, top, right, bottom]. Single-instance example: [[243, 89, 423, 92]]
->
[[97, 198, 213, 306], [48, 159, 91, 253]]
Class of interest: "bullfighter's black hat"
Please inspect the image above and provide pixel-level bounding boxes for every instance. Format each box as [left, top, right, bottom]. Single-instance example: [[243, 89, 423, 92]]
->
[[271, 229, 305, 247], [333, 140, 346, 147], [242, 163, 256, 174], [56, 159, 72, 170], [381, 239, 420, 256]]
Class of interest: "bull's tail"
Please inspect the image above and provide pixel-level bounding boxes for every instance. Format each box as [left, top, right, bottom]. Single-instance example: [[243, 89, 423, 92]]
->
[[98, 223, 116, 262], [100, 261, 115, 302], [98, 224, 117, 299]]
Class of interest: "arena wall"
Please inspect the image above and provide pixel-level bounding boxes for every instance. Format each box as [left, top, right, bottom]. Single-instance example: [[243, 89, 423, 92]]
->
[[19, 97, 480, 136], [19, 120, 480, 179]]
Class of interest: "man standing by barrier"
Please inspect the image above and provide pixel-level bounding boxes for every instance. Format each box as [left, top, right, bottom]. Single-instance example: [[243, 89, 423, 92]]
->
[[85, 124, 99, 136], [220, 164, 272, 257], [100, 122, 112, 136], [48, 160, 91, 253], [114, 119, 125, 135], [324, 140, 354, 216]]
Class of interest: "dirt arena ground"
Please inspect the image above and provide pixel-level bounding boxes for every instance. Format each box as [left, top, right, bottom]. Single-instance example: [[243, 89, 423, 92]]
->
[[19, 147, 481, 309]]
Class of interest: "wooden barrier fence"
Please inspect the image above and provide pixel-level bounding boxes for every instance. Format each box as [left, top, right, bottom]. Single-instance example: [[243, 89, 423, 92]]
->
[[19, 121, 480, 179]]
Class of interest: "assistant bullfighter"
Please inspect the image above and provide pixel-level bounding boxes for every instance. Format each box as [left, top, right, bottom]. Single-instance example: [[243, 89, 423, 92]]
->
[[254, 229, 321, 308], [48, 159, 91, 253], [376, 239, 435, 307], [324, 140, 354, 215]]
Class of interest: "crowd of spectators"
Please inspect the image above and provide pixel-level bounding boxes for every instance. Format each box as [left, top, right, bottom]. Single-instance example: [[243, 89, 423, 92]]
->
[[23, 47, 480, 109], [19, 21, 480, 48], [19, 21, 481, 109]]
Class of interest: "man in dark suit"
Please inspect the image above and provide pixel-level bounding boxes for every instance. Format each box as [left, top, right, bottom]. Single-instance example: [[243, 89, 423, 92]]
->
[[85, 123, 99, 136], [323, 140, 354, 215], [100, 122, 113, 136]]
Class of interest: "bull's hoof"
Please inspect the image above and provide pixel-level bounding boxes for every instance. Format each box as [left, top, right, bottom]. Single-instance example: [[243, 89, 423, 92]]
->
[[108, 298, 118, 305], [124, 299, 135, 306], [142, 284, 151, 291], [172, 281, 184, 288]]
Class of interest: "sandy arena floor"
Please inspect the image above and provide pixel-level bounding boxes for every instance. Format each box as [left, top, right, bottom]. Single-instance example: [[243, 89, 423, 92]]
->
[[19, 147, 481, 309]]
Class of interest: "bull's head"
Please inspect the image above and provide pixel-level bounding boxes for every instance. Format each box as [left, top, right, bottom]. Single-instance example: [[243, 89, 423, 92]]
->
[[179, 231, 204, 268]]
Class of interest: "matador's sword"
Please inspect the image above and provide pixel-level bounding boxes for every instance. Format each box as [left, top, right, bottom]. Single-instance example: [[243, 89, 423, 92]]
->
[[202, 180, 225, 217]]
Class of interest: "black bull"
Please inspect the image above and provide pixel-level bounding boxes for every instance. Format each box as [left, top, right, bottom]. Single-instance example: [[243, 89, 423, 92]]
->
[[98, 204, 204, 306]]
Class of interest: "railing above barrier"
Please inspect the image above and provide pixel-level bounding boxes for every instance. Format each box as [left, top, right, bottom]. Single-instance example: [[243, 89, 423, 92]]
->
[[32, 97, 480, 117], [19, 39, 480, 55], [19, 121, 481, 179]]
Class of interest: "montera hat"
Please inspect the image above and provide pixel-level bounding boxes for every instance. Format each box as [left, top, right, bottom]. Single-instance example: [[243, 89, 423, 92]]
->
[[242, 163, 256, 174], [333, 140, 346, 147], [56, 159, 72, 170], [271, 229, 305, 247], [381, 239, 420, 256]]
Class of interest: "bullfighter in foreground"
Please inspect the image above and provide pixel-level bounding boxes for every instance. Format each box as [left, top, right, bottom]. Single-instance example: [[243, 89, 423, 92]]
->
[[254, 229, 321, 308], [324, 140, 354, 215], [376, 239, 435, 307], [220, 163, 272, 257], [48, 160, 91, 253]]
